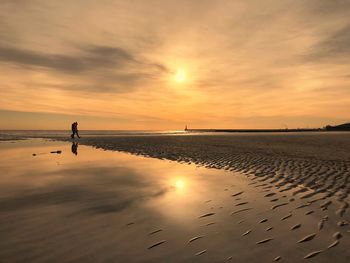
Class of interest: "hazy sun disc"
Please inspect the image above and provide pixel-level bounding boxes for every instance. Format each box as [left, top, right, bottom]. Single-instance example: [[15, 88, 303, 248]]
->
[[174, 69, 186, 83]]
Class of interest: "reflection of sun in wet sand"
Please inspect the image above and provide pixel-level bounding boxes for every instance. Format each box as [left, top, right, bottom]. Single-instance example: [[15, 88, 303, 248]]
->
[[3, 137, 350, 262], [175, 179, 185, 190]]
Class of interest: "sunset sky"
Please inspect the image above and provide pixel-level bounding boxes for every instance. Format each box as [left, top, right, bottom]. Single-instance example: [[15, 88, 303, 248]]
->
[[0, 0, 349, 130]]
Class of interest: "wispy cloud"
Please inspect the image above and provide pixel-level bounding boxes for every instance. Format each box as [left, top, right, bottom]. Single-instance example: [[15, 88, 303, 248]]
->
[[0, 44, 168, 93], [0, 45, 134, 73], [305, 24, 350, 62], [0, 0, 349, 129]]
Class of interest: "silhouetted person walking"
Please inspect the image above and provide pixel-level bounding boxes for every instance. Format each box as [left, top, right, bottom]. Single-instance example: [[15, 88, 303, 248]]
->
[[71, 122, 80, 139]]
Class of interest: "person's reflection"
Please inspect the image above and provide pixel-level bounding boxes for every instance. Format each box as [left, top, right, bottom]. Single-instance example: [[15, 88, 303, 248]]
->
[[71, 142, 78, 155]]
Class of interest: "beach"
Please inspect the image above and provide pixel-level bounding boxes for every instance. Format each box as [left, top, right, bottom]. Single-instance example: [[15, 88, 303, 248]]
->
[[0, 133, 350, 262], [2, 0, 350, 261]]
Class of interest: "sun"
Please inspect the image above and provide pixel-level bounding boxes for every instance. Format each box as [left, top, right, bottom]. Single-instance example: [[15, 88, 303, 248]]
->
[[174, 68, 187, 83]]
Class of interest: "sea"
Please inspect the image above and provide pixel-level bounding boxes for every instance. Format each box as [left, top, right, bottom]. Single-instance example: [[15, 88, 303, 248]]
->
[[0, 130, 192, 140]]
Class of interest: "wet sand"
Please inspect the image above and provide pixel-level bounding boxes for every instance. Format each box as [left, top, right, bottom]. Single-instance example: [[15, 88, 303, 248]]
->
[[1, 134, 350, 262], [64, 133, 350, 203]]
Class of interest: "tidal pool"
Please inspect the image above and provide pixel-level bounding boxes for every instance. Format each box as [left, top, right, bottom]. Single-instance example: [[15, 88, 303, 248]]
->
[[0, 139, 349, 262]]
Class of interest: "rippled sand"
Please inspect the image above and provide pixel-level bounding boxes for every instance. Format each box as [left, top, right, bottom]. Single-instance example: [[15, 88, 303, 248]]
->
[[1, 134, 350, 262]]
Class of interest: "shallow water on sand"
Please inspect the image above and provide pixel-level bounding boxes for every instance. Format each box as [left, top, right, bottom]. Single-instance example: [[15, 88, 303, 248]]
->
[[0, 139, 349, 262]]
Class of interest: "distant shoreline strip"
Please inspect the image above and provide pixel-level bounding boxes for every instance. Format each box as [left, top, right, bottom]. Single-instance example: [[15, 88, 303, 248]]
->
[[185, 128, 324, 133]]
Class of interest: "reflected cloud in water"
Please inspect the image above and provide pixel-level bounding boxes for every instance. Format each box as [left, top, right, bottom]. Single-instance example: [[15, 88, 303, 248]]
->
[[1, 139, 350, 262], [0, 165, 169, 215], [0, 139, 237, 262], [0, 140, 219, 219]]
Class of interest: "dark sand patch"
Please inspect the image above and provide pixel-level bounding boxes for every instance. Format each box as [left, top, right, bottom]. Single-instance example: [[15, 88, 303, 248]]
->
[[195, 250, 207, 256], [256, 238, 273, 244], [148, 240, 167, 249], [199, 213, 215, 218], [188, 236, 205, 243], [297, 233, 316, 243]]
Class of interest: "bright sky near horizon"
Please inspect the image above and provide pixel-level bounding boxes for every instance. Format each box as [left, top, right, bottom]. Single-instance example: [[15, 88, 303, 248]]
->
[[0, 0, 349, 130]]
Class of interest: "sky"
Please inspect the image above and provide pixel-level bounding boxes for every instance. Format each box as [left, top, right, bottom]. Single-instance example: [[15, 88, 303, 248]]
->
[[0, 0, 349, 130]]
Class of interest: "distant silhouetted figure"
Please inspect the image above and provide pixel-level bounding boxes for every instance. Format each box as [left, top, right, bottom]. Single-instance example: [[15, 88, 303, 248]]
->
[[71, 122, 80, 139], [71, 142, 78, 155]]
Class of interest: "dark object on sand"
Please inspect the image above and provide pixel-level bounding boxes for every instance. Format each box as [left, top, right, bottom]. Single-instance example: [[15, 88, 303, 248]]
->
[[50, 150, 62, 154], [32, 153, 36, 156]]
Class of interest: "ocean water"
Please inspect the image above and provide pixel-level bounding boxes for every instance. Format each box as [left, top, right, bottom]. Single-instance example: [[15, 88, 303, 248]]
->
[[0, 129, 189, 139], [1, 130, 340, 140]]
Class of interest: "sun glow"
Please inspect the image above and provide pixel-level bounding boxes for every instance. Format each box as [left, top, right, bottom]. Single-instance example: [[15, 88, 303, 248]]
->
[[175, 179, 185, 190], [174, 68, 187, 83]]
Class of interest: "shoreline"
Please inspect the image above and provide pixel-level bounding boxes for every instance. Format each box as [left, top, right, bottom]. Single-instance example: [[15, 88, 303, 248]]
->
[[186, 128, 323, 133]]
